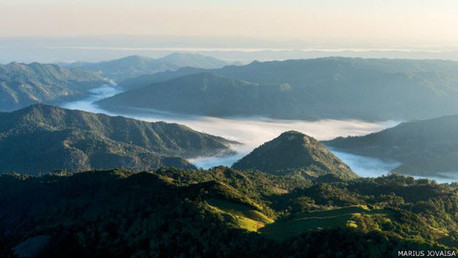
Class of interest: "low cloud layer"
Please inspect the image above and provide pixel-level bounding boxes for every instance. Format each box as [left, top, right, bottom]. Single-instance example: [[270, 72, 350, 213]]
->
[[63, 85, 400, 177]]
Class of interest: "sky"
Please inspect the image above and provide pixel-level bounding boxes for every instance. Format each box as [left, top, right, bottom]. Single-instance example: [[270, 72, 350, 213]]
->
[[1, 0, 458, 46]]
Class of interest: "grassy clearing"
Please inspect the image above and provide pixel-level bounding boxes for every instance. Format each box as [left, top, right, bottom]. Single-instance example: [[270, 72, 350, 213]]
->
[[260, 206, 391, 241], [207, 198, 274, 232]]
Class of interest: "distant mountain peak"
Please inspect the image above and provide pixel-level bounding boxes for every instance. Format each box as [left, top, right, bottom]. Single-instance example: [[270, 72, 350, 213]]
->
[[121, 55, 148, 59], [62, 53, 229, 82], [232, 131, 357, 180], [116, 55, 153, 62]]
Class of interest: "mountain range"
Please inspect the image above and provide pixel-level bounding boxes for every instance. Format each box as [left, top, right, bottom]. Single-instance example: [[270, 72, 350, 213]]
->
[[0, 104, 235, 174], [232, 131, 357, 180], [64, 53, 229, 82], [326, 114, 458, 178], [0, 62, 106, 111], [1, 55, 458, 256], [98, 57, 458, 121]]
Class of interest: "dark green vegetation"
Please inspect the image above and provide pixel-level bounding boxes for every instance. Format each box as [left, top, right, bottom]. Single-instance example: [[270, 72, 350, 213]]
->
[[0, 104, 235, 174], [65, 53, 228, 82], [99, 57, 458, 121], [233, 131, 357, 180], [326, 114, 458, 178], [1, 168, 456, 257], [0, 62, 106, 111]]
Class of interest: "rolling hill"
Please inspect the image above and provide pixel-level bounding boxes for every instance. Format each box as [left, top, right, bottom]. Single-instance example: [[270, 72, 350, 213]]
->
[[0, 62, 106, 111], [98, 57, 458, 121], [0, 104, 236, 174], [325, 114, 458, 177], [65, 53, 228, 82], [232, 131, 357, 180]]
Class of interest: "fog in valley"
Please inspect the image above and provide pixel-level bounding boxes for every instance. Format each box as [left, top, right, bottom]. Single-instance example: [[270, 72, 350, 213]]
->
[[62, 83, 121, 112], [61, 84, 410, 179]]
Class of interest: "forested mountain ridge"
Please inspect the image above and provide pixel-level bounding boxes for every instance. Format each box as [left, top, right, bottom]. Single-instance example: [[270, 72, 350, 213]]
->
[[0, 104, 236, 174], [0, 62, 106, 111], [65, 53, 228, 82], [1, 168, 456, 257], [326, 114, 458, 177], [98, 72, 292, 117], [99, 57, 458, 121], [232, 131, 357, 180]]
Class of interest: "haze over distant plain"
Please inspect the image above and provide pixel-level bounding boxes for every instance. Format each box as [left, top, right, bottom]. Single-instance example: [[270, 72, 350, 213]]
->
[[2, 0, 458, 63], [1, 0, 458, 45]]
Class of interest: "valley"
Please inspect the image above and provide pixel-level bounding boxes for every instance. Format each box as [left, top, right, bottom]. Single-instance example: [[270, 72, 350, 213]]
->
[[60, 83, 401, 178], [61, 56, 458, 182], [59, 80, 458, 182]]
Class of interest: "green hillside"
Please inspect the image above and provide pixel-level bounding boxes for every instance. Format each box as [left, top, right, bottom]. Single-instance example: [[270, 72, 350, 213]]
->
[[326, 114, 458, 177], [0, 104, 235, 174], [0, 168, 456, 257], [98, 58, 458, 121], [0, 62, 106, 111], [262, 206, 364, 239], [232, 131, 357, 180]]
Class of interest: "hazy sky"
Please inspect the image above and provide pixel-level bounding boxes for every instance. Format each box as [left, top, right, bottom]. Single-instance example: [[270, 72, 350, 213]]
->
[[1, 0, 458, 46]]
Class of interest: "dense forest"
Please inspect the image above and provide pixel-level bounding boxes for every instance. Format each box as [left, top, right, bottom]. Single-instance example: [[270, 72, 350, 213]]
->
[[0, 104, 235, 174], [1, 168, 457, 257], [232, 131, 357, 180]]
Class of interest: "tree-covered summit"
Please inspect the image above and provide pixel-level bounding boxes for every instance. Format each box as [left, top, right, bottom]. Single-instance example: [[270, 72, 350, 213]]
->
[[233, 131, 357, 180]]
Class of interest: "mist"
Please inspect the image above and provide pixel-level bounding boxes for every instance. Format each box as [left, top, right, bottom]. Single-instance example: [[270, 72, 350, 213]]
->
[[125, 112, 401, 176], [142, 115, 400, 177], [62, 83, 121, 113], [61, 84, 405, 178], [61, 86, 458, 182], [329, 148, 400, 178]]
